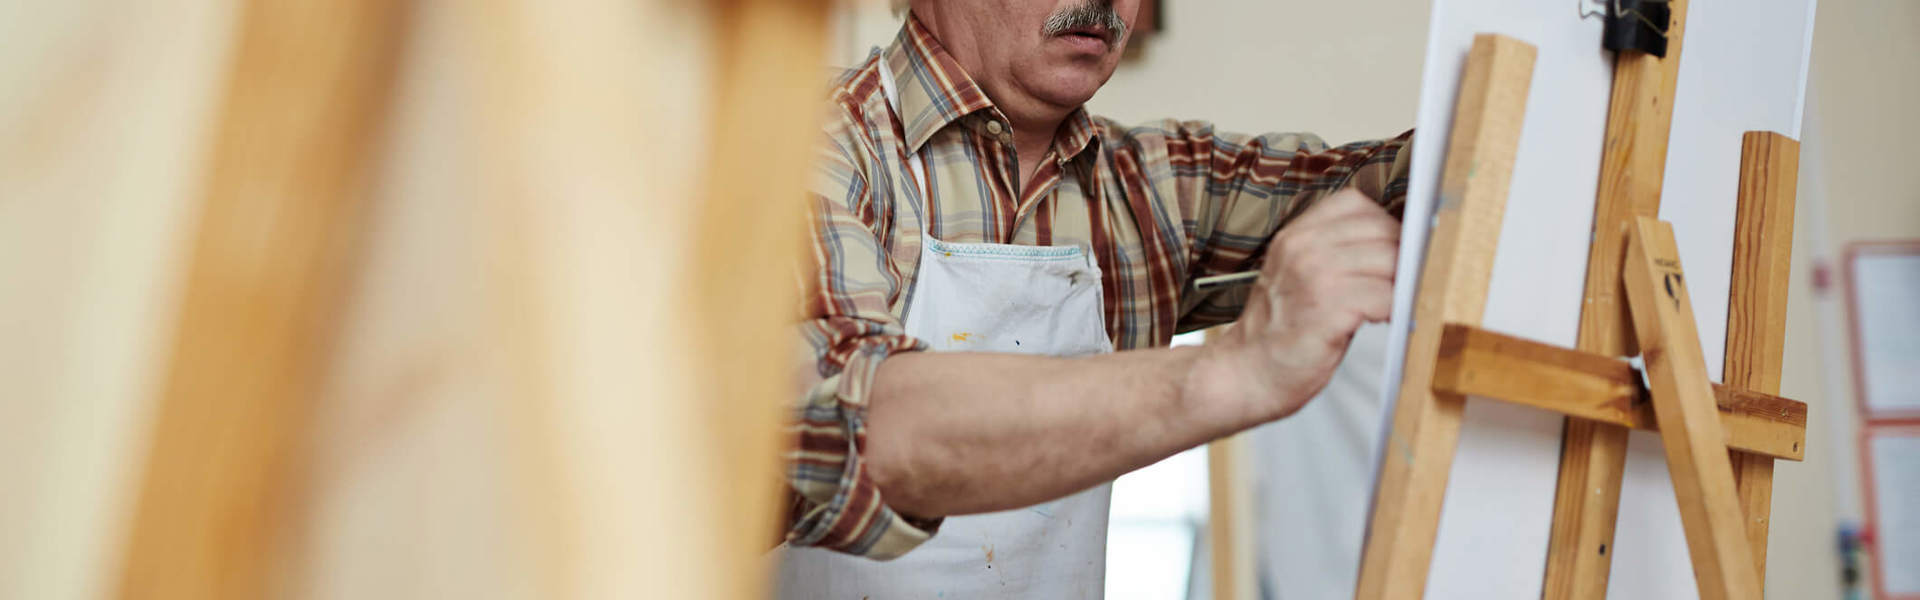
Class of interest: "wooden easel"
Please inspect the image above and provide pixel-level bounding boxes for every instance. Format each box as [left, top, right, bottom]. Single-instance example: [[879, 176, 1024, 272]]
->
[[1545, 1, 1803, 595], [113, 1, 831, 598], [1353, 24, 1806, 600]]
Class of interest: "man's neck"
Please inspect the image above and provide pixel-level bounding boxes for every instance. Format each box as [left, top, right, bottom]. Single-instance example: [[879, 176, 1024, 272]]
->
[[982, 77, 1074, 191], [1011, 119, 1061, 191], [908, 10, 1074, 190]]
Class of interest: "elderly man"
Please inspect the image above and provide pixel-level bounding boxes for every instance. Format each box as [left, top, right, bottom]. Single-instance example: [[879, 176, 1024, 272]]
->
[[776, 0, 1411, 596]]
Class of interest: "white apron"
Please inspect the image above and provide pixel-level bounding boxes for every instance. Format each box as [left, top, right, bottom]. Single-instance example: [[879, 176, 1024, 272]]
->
[[771, 58, 1116, 600]]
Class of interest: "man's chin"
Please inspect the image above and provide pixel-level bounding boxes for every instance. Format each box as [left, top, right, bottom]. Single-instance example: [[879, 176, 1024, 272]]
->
[[1019, 70, 1110, 109]]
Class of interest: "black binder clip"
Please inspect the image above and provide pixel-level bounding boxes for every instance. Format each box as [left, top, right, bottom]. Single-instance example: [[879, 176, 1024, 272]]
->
[[1601, 0, 1672, 57]]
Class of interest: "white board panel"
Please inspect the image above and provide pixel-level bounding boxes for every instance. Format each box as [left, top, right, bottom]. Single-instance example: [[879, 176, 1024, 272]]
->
[[1867, 430, 1920, 596], [1850, 251, 1920, 418], [1380, 1, 1815, 597]]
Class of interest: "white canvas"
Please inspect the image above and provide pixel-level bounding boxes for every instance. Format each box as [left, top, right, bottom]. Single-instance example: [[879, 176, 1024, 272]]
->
[[1377, 1, 1815, 597]]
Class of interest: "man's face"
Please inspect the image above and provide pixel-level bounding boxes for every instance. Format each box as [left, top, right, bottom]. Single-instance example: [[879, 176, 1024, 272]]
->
[[919, 0, 1140, 113]]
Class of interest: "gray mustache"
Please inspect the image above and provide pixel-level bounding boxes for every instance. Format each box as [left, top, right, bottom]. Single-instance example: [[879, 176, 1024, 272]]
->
[[1041, 1, 1129, 43]]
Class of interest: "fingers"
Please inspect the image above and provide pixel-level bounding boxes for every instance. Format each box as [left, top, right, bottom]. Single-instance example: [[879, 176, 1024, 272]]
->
[[1346, 277, 1395, 323], [1268, 191, 1399, 267], [1265, 218, 1399, 281], [1287, 187, 1390, 230], [1315, 212, 1401, 248], [1300, 277, 1392, 354], [1326, 240, 1399, 280], [1216, 189, 1403, 417]]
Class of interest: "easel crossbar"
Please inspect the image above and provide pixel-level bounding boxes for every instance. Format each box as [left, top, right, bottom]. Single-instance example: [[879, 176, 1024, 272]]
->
[[1431, 323, 1806, 461]]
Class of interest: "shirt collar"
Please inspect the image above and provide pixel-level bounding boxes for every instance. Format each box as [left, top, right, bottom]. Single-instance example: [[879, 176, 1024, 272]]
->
[[1051, 108, 1102, 168], [885, 14, 1103, 163]]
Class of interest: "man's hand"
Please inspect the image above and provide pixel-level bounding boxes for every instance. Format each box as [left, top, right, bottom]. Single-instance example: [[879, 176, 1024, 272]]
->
[[866, 189, 1398, 518], [1195, 188, 1400, 420]]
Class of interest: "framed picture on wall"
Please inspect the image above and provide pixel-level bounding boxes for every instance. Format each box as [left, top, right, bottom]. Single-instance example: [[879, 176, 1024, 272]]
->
[[1845, 241, 1920, 421], [1138, 0, 1162, 34], [1125, 0, 1163, 56], [1862, 423, 1920, 600]]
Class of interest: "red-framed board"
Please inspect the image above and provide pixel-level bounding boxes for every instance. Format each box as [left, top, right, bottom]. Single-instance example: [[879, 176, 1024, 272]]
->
[[1846, 240, 1920, 599], [1862, 423, 1920, 600], [1844, 241, 1920, 422]]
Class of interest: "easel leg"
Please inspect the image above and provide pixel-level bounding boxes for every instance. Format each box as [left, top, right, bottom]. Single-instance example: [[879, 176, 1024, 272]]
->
[[1209, 431, 1256, 600], [1354, 34, 1536, 600], [1723, 131, 1802, 584], [1546, 421, 1631, 598], [1543, 3, 1692, 596], [113, 2, 408, 597], [1623, 218, 1765, 600]]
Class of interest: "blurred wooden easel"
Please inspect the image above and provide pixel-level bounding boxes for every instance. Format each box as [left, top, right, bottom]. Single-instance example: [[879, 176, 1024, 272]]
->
[[116, 1, 830, 598]]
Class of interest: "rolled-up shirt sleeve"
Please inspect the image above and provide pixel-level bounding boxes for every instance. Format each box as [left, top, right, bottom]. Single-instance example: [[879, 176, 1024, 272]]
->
[[1118, 120, 1413, 332], [783, 131, 940, 560]]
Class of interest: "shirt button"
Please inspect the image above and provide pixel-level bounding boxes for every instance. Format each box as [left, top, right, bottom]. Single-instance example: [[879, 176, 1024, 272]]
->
[[985, 120, 1005, 135]]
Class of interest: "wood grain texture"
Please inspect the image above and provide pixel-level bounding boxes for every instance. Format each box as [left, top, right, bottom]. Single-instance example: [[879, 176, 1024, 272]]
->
[[1545, 407, 1631, 600], [453, 1, 832, 597], [697, 1, 834, 590], [1432, 323, 1806, 460], [1208, 432, 1256, 600], [1544, 3, 1691, 596], [1723, 131, 1801, 585], [1622, 217, 1764, 600], [1354, 34, 1535, 600], [115, 1, 409, 598], [1582, 0, 1692, 359]]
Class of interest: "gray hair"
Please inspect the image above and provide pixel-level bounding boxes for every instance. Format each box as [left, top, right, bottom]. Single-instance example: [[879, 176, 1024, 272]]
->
[[1041, 0, 1129, 42]]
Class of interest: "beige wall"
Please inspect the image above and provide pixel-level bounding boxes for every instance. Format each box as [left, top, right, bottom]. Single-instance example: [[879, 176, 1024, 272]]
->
[[1774, 3, 1920, 599], [833, 1, 1918, 598], [1091, 2, 1428, 144], [834, 1, 1429, 141]]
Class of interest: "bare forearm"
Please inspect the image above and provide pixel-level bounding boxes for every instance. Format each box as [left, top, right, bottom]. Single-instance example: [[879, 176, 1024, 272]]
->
[[860, 190, 1399, 523], [865, 344, 1266, 519]]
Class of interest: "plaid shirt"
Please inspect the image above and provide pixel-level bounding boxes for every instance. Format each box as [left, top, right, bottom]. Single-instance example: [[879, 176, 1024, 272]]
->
[[787, 15, 1413, 560]]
